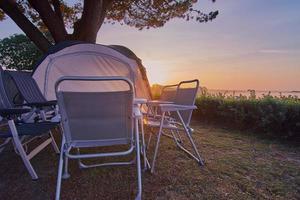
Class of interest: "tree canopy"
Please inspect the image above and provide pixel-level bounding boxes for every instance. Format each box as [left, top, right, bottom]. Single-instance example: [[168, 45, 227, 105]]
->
[[0, 0, 218, 53], [0, 34, 42, 70]]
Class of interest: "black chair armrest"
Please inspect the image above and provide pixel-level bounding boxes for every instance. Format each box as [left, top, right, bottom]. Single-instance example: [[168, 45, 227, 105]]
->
[[0, 108, 31, 117], [16, 100, 57, 108]]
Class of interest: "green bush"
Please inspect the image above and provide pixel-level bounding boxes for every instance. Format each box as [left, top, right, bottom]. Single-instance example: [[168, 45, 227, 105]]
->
[[194, 94, 300, 140], [0, 34, 42, 70]]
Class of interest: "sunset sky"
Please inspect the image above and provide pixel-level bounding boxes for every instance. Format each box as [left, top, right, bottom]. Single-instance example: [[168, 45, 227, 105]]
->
[[1, 0, 300, 91]]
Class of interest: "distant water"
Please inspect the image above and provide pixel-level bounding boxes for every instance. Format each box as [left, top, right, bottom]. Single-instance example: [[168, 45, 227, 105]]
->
[[203, 89, 300, 98]]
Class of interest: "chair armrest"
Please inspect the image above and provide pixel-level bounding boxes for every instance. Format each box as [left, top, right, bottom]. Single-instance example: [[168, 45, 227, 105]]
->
[[159, 104, 197, 112], [134, 98, 147, 105], [147, 100, 174, 106], [16, 100, 57, 108], [0, 108, 31, 117]]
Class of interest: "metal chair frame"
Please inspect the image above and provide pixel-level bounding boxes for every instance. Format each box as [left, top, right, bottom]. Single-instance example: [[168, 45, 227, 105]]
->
[[55, 76, 142, 200], [145, 79, 204, 173], [0, 67, 59, 180]]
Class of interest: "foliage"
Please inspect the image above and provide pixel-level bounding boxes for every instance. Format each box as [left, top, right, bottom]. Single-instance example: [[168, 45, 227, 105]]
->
[[0, 34, 42, 70], [5, 0, 218, 31], [151, 83, 164, 99], [106, 0, 218, 30], [0, 0, 218, 52], [194, 92, 300, 140], [0, 9, 4, 20]]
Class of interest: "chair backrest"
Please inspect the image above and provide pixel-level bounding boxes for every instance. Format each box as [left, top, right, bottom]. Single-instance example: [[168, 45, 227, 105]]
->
[[160, 84, 178, 102], [0, 67, 21, 109], [174, 79, 199, 126], [55, 76, 134, 148], [8, 71, 47, 104]]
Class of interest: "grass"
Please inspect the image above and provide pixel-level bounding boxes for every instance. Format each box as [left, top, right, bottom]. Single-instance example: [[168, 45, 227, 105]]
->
[[0, 123, 299, 199]]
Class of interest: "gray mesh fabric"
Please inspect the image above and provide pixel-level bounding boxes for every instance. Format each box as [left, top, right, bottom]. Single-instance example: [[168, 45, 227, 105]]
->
[[174, 80, 199, 125], [58, 90, 133, 147], [8, 71, 46, 103], [0, 68, 15, 109], [160, 86, 177, 102]]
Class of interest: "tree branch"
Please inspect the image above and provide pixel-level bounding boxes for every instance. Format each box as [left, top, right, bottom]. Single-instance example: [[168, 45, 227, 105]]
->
[[0, 0, 51, 52], [52, 0, 63, 22], [28, 0, 67, 43]]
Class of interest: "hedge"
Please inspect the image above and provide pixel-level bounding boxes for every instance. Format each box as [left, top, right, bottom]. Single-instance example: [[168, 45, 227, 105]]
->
[[193, 94, 300, 140]]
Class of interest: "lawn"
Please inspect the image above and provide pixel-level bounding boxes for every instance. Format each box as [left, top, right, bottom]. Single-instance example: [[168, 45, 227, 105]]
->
[[0, 123, 299, 200]]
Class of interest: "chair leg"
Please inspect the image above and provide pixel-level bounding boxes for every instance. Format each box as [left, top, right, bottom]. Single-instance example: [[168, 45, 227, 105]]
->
[[62, 153, 70, 179], [49, 131, 60, 154], [147, 132, 152, 149], [57, 125, 69, 179], [139, 117, 148, 170], [151, 112, 165, 174], [135, 118, 142, 200], [0, 138, 11, 153], [77, 148, 85, 169], [8, 120, 38, 180], [176, 111, 204, 165], [185, 128, 204, 166], [175, 129, 183, 143], [170, 130, 180, 144], [55, 136, 65, 200]]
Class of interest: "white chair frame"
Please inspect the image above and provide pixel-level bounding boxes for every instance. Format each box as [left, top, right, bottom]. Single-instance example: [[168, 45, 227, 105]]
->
[[146, 80, 204, 173], [55, 76, 142, 200]]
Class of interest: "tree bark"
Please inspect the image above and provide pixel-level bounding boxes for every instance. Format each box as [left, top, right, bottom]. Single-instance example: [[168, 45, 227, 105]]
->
[[52, 0, 64, 22], [0, 0, 51, 52], [28, 0, 67, 43], [71, 0, 113, 42], [0, 0, 114, 52]]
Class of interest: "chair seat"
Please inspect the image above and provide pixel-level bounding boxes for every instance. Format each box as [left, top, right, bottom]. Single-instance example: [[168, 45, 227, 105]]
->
[[0, 122, 59, 138]]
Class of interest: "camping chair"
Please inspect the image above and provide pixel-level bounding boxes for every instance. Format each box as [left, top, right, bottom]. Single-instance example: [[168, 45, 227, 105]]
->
[[145, 79, 204, 173], [55, 76, 142, 200], [6, 70, 58, 122], [0, 69, 60, 180]]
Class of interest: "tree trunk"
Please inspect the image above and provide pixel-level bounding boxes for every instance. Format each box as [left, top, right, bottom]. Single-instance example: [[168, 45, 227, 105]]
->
[[0, 0, 113, 52], [71, 0, 112, 42], [0, 0, 51, 53], [28, 0, 67, 43]]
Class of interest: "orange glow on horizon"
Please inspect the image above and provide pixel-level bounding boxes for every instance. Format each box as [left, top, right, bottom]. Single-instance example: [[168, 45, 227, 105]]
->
[[94, 1, 300, 92]]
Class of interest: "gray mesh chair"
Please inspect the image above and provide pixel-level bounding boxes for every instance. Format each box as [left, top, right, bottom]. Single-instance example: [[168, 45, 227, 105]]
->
[[0, 68, 60, 180], [145, 79, 204, 173], [55, 76, 142, 200]]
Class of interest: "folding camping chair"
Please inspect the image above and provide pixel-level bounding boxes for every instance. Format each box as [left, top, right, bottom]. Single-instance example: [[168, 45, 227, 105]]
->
[[6, 70, 58, 122], [0, 68, 60, 180], [55, 76, 142, 200], [145, 79, 204, 173]]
